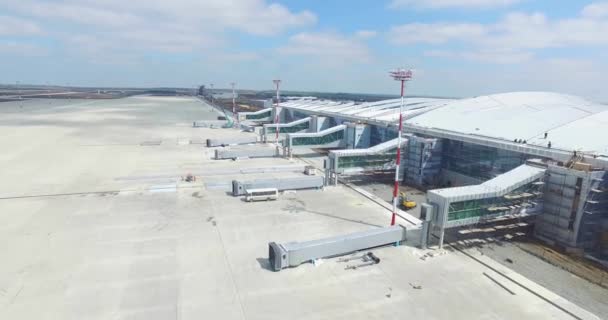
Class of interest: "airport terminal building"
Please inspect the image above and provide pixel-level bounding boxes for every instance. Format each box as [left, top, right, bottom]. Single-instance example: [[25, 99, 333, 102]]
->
[[243, 92, 608, 260]]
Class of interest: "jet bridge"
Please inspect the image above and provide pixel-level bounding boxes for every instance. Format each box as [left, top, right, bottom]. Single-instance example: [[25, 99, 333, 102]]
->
[[238, 108, 272, 122], [268, 225, 407, 271], [325, 138, 405, 185], [232, 175, 324, 196], [328, 138, 401, 173], [262, 117, 312, 142], [425, 161, 547, 248], [206, 136, 257, 147], [214, 145, 280, 159], [283, 125, 348, 157]]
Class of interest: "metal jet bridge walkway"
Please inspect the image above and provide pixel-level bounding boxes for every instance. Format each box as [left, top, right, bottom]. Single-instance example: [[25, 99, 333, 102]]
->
[[325, 138, 405, 185], [239, 108, 272, 122], [425, 161, 547, 248], [283, 125, 347, 157], [262, 117, 311, 142]]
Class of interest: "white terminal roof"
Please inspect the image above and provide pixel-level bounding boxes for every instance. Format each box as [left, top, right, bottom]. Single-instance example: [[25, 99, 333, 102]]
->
[[283, 92, 608, 156]]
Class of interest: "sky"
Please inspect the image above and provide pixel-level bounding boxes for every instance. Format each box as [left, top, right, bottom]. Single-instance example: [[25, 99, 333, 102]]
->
[[1, 0, 608, 100]]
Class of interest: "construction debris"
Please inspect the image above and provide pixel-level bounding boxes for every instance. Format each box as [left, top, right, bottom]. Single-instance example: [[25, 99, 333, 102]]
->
[[183, 173, 196, 182], [345, 252, 381, 270], [409, 283, 422, 290]]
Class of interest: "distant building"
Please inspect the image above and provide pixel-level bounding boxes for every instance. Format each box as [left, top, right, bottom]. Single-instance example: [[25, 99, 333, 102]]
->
[[250, 99, 272, 109], [211, 92, 237, 100]]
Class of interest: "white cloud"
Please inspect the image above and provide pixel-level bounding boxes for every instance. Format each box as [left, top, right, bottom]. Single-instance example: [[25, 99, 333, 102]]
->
[[9, 0, 316, 36], [390, 3, 608, 63], [540, 58, 596, 70], [1, 0, 317, 60], [389, 23, 486, 44], [278, 32, 372, 64], [511, 58, 607, 99], [210, 52, 262, 63], [355, 30, 378, 39], [408, 56, 608, 101], [0, 41, 48, 56], [425, 49, 533, 63], [484, 11, 608, 50], [389, 0, 521, 9], [0, 15, 42, 35], [582, 2, 608, 18]]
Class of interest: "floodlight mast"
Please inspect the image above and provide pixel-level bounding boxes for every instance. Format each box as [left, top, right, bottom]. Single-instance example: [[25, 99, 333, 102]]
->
[[389, 68, 413, 226], [231, 82, 237, 126], [273, 79, 281, 143], [209, 83, 214, 104]]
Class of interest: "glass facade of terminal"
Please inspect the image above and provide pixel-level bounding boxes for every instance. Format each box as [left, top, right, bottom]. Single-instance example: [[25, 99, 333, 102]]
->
[[442, 140, 530, 180], [447, 184, 544, 222], [293, 111, 308, 119], [370, 126, 397, 146]]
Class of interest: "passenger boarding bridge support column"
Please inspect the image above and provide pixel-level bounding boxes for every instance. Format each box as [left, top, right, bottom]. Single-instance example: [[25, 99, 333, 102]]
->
[[345, 123, 371, 149], [322, 159, 336, 186], [438, 227, 445, 249], [310, 115, 330, 132], [419, 203, 435, 249]]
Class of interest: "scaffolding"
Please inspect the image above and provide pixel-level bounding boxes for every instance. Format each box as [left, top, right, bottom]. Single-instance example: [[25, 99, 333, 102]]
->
[[446, 185, 543, 222], [577, 172, 608, 250], [406, 136, 443, 187]]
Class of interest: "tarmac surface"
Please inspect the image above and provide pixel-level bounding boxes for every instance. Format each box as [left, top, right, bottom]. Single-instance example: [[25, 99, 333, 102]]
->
[[475, 240, 608, 318], [340, 172, 427, 219], [0, 96, 602, 319]]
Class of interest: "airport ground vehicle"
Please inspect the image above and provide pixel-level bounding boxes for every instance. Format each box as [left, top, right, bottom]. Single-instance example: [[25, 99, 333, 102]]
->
[[245, 188, 279, 202], [400, 192, 417, 209]]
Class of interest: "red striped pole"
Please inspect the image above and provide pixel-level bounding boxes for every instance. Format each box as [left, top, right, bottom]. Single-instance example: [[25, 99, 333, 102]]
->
[[389, 69, 413, 226]]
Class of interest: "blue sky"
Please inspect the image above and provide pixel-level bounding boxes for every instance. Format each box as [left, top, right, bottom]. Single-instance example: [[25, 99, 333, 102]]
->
[[1, 0, 608, 100]]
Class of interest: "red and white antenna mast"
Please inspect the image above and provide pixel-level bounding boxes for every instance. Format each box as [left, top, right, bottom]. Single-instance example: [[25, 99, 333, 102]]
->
[[230, 82, 237, 126], [389, 68, 413, 226], [273, 79, 281, 143]]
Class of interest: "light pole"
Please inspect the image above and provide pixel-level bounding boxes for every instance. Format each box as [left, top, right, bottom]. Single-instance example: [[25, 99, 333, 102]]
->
[[389, 68, 413, 226], [231, 82, 237, 126], [273, 79, 281, 143], [209, 83, 214, 104]]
